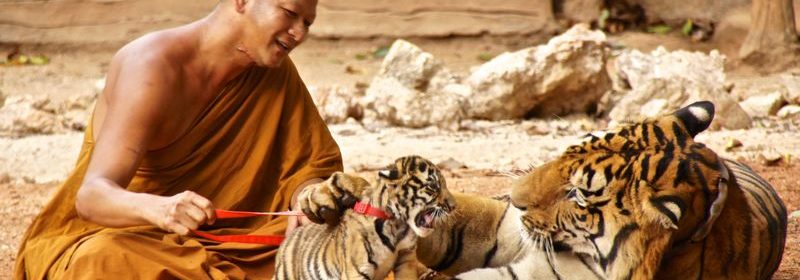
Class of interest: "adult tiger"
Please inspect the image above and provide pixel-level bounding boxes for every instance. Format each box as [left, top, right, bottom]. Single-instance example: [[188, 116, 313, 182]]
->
[[495, 101, 786, 279], [416, 101, 786, 280]]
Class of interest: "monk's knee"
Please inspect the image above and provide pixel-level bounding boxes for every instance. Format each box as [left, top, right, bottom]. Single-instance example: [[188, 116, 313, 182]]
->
[[65, 233, 130, 274]]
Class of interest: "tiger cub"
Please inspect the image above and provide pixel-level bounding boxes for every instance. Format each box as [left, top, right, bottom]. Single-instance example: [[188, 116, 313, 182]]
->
[[274, 155, 457, 280]]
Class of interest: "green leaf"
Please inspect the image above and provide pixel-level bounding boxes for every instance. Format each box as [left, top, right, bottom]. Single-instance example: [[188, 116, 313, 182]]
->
[[681, 19, 693, 36], [17, 54, 29, 64], [598, 9, 610, 29], [354, 53, 368, 60], [647, 24, 672, 35], [372, 46, 390, 59], [477, 53, 494, 62], [29, 55, 49, 65]]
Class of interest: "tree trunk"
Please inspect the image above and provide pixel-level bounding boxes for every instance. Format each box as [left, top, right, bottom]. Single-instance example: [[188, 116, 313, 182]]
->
[[739, 0, 799, 66]]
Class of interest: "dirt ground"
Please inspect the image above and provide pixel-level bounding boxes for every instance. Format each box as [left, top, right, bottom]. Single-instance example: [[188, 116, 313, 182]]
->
[[1, 164, 798, 278], [1, 31, 799, 278]]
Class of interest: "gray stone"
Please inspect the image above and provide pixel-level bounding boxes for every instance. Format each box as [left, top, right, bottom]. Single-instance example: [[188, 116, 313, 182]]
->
[[466, 24, 611, 120], [777, 105, 800, 119], [0, 95, 61, 136], [309, 85, 364, 124], [739, 92, 786, 118], [362, 39, 467, 130], [607, 47, 751, 130], [781, 74, 800, 105]]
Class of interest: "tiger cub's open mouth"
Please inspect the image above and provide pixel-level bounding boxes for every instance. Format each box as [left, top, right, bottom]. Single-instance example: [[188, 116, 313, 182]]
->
[[415, 208, 438, 229]]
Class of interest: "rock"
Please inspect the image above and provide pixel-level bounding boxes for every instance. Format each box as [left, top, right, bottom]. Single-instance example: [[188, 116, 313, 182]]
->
[[725, 138, 743, 151], [466, 24, 611, 120], [730, 76, 786, 102], [22, 176, 36, 184], [60, 109, 91, 131], [558, 0, 602, 24], [640, 99, 669, 118], [0, 172, 11, 184], [0, 95, 62, 137], [790, 210, 800, 220], [730, 73, 800, 105], [310, 85, 364, 124], [94, 78, 106, 94], [781, 74, 800, 104], [362, 39, 467, 130], [632, 0, 746, 26], [607, 47, 751, 130], [437, 157, 468, 170], [64, 93, 97, 111], [777, 105, 800, 119], [739, 92, 786, 118], [758, 151, 783, 166], [31, 96, 59, 114]]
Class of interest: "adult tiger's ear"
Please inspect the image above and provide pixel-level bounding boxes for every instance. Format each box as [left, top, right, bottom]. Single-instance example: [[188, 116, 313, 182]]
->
[[674, 101, 715, 137]]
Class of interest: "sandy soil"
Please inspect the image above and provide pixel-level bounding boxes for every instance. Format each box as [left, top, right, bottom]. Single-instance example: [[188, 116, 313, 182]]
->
[[1, 33, 799, 278]]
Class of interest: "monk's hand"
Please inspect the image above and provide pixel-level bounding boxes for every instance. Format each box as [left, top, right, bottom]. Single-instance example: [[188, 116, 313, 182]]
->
[[152, 190, 216, 235], [286, 203, 312, 235], [297, 178, 358, 227]]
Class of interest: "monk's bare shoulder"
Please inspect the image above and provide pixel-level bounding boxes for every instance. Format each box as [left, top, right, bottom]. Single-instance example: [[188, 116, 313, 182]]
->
[[94, 30, 190, 141], [110, 31, 186, 90]]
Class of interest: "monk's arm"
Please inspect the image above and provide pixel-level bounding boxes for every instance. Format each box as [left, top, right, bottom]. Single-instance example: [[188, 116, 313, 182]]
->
[[75, 51, 214, 235]]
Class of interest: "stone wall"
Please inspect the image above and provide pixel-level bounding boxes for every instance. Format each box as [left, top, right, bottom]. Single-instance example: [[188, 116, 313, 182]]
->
[[0, 0, 557, 44]]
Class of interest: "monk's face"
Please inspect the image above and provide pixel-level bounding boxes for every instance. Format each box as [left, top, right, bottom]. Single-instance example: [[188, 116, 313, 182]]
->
[[238, 0, 317, 67]]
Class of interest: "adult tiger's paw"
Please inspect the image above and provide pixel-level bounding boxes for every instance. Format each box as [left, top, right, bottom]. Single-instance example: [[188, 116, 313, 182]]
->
[[298, 172, 367, 226]]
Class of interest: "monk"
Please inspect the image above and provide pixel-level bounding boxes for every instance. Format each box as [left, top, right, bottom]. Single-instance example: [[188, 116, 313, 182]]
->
[[14, 0, 348, 279]]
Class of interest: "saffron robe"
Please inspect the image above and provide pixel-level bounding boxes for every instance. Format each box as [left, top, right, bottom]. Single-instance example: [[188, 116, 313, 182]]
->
[[14, 59, 343, 279]]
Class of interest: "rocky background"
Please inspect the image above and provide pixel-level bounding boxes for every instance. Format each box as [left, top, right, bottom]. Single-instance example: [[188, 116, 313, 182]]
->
[[2, 0, 800, 278]]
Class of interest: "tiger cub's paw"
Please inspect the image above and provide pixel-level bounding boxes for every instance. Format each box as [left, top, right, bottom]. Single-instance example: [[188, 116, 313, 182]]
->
[[298, 172, 369, 226]]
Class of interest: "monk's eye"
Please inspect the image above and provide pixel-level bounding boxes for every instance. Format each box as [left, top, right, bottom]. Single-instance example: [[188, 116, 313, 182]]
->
[[282, 8, 298, 18]]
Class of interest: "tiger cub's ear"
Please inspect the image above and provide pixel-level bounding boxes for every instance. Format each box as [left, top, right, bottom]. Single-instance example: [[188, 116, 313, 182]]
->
[[379, 168, 400, 180]]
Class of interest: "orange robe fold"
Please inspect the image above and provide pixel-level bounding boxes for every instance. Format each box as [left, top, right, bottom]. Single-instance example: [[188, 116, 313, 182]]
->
[[14, 59, 343, 280]]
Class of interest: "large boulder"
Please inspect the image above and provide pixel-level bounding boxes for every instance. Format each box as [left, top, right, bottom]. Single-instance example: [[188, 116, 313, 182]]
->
[[309, 85, 364, 124], [465, 24, 611, 120], [362, 39, 467, 130], [607, 47, 751, 130]]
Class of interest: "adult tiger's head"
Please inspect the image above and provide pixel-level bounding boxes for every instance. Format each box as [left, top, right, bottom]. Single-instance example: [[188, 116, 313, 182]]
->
[[377, 155, 457, 237], [511, 101, 730, 279]]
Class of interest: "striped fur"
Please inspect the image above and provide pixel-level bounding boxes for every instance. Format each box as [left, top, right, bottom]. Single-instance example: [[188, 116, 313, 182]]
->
[[503, 101, 787, 279], [275, 155, 456, 280], [416, 193, 603, 280]]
